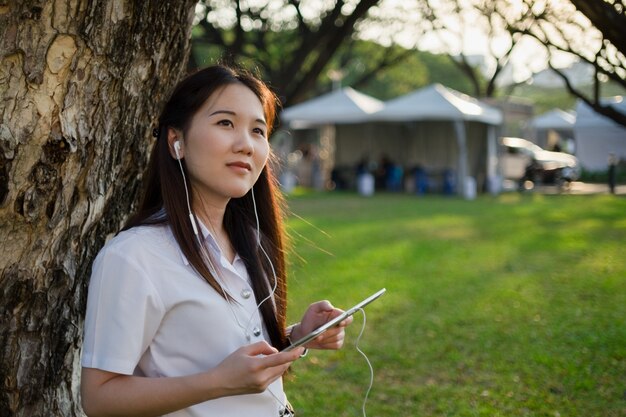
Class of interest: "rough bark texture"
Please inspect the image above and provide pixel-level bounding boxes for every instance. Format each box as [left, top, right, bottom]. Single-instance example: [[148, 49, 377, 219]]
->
[[0, 1, 197, 415]]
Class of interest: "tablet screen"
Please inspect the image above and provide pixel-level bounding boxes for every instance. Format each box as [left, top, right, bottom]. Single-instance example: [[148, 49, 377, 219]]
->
[[283, 288, 386, 352]]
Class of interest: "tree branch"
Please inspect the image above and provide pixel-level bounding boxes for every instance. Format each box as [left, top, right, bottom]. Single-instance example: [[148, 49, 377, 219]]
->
[[569, 0, 626, 57], [448, 53, 481, 96], [512, 25, 626, 90], [283, 0, 382, 104], [550, 62, 626, 127]]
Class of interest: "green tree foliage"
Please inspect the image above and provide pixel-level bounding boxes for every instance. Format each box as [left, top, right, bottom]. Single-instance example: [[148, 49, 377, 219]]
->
[[191, 0, 382, 105], [191, 0, 625, 127], [320, 40, 483, 99], [513, 80, 626, 115], [192, 28, 484, 103]]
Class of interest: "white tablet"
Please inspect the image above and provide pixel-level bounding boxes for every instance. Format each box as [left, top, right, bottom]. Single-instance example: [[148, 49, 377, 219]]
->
[[283, 288, 386, 352]]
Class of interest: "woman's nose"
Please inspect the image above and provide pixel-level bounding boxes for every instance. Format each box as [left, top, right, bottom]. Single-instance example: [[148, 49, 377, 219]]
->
[[233, 130, 254, 155]]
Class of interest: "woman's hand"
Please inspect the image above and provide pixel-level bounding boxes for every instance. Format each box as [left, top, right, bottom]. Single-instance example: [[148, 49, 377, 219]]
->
[[214, 341, 305, 396], [80, 342, 304, 417], [292, 300, 353, 350]]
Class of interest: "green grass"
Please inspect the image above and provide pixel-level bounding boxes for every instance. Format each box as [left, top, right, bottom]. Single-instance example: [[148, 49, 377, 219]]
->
[[283, 191, 626, 417]]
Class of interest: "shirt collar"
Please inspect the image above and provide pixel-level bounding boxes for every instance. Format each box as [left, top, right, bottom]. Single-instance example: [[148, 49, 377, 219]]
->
[[198, 219, 219, 253], [176, 216, 242, 267]]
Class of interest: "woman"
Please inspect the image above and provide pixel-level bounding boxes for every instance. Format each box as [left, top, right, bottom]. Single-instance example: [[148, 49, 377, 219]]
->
[[81, 65, 352, 417]]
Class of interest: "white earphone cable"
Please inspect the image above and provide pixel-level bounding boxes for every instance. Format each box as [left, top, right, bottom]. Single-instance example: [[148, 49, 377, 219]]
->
[[175, 150, 277, 335], [245, 186, 279, 330], [175, 152, 199, 237], [355, 308, 374, 417], [176, 152, 369, 416]]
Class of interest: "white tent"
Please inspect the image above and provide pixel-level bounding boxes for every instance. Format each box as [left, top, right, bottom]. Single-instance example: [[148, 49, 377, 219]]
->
[[371, 84, 503, 197], [280, 87, 384, 129], [574, 97, 626, 171], [372, 83, 502, 124], [531, 109, 576, 130], [529, 109, 576, 150], [278, 88, 383, 190]]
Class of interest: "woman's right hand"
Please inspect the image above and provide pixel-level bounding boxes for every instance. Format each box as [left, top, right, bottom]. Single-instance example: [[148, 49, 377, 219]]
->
[[214, 341, 305, 396], [81, 342, 304, 417]]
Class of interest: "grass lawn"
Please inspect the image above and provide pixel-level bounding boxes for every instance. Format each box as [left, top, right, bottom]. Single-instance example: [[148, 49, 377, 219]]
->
[[283, 191, 626, 417]]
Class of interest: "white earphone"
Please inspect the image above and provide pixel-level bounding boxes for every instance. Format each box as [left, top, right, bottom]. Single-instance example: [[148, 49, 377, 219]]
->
[[173, 140, 182, 160], [172, 135, 277, 341], [169, 134, 371, 416]]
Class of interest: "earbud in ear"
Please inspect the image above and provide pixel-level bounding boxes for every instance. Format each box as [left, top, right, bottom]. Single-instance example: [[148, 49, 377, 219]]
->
[[173, 140, 182, 160]]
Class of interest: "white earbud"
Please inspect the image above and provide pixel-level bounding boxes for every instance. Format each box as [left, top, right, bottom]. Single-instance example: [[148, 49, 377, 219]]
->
[[172, 139, 198, 236], [173, 140, 182, 160]]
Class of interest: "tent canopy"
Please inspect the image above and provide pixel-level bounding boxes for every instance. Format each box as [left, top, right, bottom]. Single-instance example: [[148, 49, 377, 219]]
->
[[371, 83, 502, 125], [531, 109, 576, 130], [280, 83, 502, 198], [281, 87, 384, 128]]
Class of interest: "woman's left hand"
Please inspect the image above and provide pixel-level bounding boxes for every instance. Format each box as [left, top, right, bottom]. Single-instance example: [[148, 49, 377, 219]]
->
[[292, 300, 353, 350]]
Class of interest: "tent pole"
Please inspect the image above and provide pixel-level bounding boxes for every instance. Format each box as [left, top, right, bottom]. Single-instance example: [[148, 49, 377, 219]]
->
[[486, 125, 500, 195], [454, 120, 470, 198], [319, 124, 336, 190]]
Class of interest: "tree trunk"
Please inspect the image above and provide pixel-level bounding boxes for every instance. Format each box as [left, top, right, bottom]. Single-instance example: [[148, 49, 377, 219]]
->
[[0, 1, 197, 415]]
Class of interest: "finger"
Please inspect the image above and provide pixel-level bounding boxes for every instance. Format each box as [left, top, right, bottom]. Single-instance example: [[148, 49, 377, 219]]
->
[[339, 315, 354, 326], [326, 315, 353, 327], [311, 300, 335, 313], [244, 362, 294, 393], [245, 341, 278, 356], [318, 315, 351, 339], [262, 362, 295, 385], [317, 330, 345, 344], [318, 326, 342, 339], [324, 308, 353, 323], [260, 348, 305, 367], [314, 335, 346, 350], [319, 339, 345, 349]]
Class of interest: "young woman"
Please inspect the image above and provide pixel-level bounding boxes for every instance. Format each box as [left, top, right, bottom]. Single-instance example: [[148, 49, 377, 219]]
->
[[81, 65, 352, 417]]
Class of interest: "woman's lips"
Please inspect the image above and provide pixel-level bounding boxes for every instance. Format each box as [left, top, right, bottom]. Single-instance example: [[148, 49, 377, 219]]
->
[[227, 161, 252, 171]]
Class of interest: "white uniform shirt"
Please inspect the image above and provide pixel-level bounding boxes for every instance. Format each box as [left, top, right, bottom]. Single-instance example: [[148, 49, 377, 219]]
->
[[82, 221, 287, 416]]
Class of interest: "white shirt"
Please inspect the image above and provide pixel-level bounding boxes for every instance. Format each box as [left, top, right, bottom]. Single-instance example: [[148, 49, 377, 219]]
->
[[82, 221, 287, 416]]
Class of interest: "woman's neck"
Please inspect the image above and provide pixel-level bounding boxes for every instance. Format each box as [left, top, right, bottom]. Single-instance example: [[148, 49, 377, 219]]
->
[[193, 201, 236, 264]]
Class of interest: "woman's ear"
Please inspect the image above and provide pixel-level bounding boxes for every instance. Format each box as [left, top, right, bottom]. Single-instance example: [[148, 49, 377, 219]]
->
[[167, 128, 183, 160]]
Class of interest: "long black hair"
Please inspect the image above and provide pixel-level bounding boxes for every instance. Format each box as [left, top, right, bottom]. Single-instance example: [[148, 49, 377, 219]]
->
[[124, 65, 289, 349]]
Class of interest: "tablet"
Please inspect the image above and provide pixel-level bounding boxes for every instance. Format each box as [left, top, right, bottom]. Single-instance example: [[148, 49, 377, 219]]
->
[[283, 288, 386, 352]]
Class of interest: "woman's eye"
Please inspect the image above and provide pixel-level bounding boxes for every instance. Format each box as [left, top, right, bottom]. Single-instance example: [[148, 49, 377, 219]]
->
[[253, 127, 266, 137], [217, 120, 233, 127]]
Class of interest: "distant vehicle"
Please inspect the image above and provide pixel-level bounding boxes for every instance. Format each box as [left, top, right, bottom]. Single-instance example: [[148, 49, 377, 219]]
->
[[499, 137, 581, 188]]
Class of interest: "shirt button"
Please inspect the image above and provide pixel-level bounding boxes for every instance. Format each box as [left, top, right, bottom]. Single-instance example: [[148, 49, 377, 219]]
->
[[252, 326, 262, 337], [241, 288, 252, 299]]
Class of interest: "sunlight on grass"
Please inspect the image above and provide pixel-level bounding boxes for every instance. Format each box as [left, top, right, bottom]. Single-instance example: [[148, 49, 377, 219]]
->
[[284, 192, 626, 417]]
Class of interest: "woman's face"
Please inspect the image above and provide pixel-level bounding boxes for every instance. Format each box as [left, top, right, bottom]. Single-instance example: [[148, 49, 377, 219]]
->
[[173, 83, 270, 207]]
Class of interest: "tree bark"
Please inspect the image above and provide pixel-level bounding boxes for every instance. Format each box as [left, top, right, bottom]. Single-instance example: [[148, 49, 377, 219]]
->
[[0, 1, 197, 415]]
